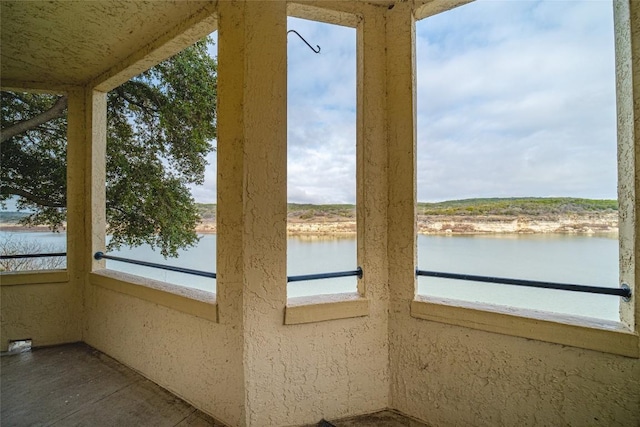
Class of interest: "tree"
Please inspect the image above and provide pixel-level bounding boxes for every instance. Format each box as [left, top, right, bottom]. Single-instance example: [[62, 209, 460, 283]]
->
[[1, 37, 217, 257], [0, 234, 66, 272]]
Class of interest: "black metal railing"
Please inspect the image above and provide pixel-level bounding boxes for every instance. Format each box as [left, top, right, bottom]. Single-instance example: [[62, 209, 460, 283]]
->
[[95, 251, 361, 284], [416, 269, 632, 300], [288, 267, 363, 283], [94, 252, 216, 279], [0, 252, 67, 259]]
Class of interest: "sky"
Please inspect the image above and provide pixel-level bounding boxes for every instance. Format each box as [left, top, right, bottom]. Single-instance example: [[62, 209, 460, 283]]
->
[[189, 0, 618, 205], [191, 18, 357, 205], [416, 0, 617, 202], [286, 17, 357, 205]]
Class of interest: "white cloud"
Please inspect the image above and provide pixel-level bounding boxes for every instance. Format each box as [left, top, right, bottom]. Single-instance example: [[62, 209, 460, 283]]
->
[[416, 0, 617, 202], [189, 149, 217, 203], [191, 2, 617, 205], [189, 31, 218, 204], [287, 17, 357, 204]]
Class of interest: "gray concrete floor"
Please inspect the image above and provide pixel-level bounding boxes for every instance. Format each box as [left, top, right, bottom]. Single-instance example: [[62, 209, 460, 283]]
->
[[319, 411, 430, 427], [1, 343, 429, 427], [1, 342, 225, 426]]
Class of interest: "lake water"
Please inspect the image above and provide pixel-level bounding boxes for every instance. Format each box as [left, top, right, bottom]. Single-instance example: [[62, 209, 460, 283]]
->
[[0, 231, 620, 321]]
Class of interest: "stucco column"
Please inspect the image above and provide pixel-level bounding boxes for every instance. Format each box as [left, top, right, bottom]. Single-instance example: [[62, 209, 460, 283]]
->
[[615, 0, 639, 334], [216, 1, 256, 425], [217, 0, 246, 330], [218, 1, 287, 425], [67, 88, 106, 341], [240, 2, 288, 425], [385, 2, 417, 409], [359, 5, 390, 303], [386, 4, 417, 308]]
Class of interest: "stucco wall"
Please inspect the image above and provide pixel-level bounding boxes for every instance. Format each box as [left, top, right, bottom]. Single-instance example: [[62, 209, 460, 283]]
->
[[391, 320, 640, 426], [388, 1, 640, 426], [0, 87, 91, 352], [3, 1, 639, 426], [82, 2, 390, 426], [1, 280, 82, 351], [83, 284, 244, 426], [220, 2, 390, 425]]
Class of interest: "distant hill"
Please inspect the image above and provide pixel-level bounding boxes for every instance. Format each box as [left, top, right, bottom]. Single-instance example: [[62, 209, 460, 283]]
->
[[0, 211, 31, 223], [2, 198, 616, 227], [196, 203, 217, 219], [195, 203, 357, 221], [194, 198, 616, 220]]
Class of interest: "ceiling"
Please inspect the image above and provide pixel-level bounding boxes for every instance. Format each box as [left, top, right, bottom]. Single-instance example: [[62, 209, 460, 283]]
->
[[1, 1, 215, 91]]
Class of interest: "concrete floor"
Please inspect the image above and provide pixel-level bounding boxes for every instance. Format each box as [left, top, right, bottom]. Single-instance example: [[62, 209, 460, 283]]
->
[[1, 343, 225, 426], [313, 411, 430, 427], [1, 343, 429, 427]]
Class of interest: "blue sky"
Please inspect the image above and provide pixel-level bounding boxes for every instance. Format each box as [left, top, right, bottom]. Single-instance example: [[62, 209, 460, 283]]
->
[[190, 0, 617, 205]]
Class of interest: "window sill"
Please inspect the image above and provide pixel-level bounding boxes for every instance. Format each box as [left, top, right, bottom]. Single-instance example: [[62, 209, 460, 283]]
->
[[285, 292, 369, 325], [0, 270, 69, 286], [411, 296, 639, 358], [90, 269, 217, 323]]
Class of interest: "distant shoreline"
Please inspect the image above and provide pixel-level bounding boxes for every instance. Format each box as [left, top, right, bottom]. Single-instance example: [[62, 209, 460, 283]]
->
[[287, 212, 618, 236], [1, 198, 619, 236], [0, 213, 618, 236], [195, 212, 619, 236]]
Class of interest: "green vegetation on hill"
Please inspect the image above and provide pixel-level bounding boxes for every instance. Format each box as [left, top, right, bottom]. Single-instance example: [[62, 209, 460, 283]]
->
[[196, 203, 217, 219], [194, 198, 616, 220], [0, 211, 31, 223], [287, 203, 356, 219], [194, 203, 357, 220], [4, 198, 613, 226], [417, 198, 617, 216]]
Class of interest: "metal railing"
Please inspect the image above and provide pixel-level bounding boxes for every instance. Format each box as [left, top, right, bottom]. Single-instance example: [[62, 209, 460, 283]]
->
[[94, 252, 216, 279], [287, 267, 363, 283], [94, 251, 362, 283], [8, 251, 628, 300], [416, 269, 632, 301], [0, 252, 67, 259]]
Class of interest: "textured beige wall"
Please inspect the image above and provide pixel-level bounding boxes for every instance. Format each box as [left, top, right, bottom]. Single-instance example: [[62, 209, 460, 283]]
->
[[84, 285, 244, 426], [3, 1, 639, 426], [80, 13, 246, 423], [0, 281, 81, 350], [0, 1, 215, 90], [616, 0, 639, 330], [391, 321, 640, 426], [389, 1, 640, 426], [219, 2, 389, 425], [0, 88, 91, 352], [84, 2, 389, 425]]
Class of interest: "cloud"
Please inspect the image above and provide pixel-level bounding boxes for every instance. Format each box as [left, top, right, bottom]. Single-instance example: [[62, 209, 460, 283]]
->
[[287, 17, 357, 204], [416, 0, 617, 201], [189, 149, 217, 203], [191, 2, 617, 205]]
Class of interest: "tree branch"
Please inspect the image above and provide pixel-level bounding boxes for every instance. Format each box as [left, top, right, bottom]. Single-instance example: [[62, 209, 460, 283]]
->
[[0, 185, 65, 208], [1, 96, 68, 144], [114, 87, 159, 114]]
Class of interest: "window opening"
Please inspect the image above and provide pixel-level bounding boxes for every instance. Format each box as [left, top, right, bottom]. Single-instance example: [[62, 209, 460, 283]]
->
[[1, 91, 68, 272], [415, 0, 622, 320], [102, 31, 218, 294], [286, 17, 357, 298]]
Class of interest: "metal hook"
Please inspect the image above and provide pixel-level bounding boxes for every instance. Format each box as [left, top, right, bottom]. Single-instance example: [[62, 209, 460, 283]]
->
[[287, 30, 321, 54]]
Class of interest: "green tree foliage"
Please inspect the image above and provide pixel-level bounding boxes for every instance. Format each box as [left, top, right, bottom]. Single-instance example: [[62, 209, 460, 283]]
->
[[1, 37, 217, 257]]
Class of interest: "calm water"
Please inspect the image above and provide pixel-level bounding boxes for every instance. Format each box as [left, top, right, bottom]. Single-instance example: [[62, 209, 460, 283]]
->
[[417, 234, 619, 321], [1, 231, 620, 320]]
